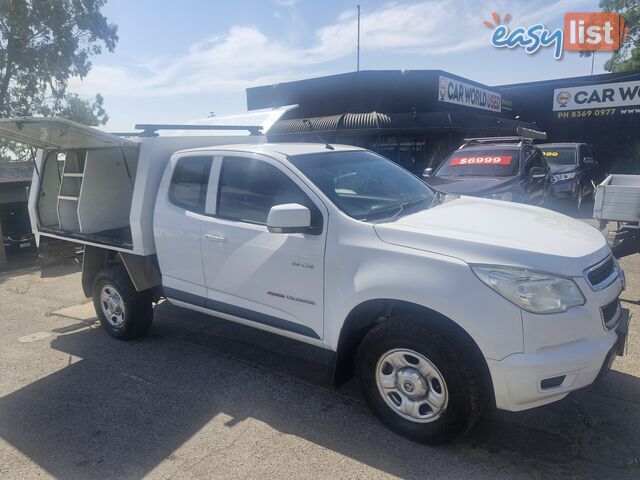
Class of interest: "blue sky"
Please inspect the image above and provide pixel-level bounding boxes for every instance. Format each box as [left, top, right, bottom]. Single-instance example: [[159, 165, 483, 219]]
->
[[68, 0, 610, 130]]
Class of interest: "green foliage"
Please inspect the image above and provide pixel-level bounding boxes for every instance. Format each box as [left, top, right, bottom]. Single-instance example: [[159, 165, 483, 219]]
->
[[57, 93, 108, 126], [600, 0, 640, 72], [0, 0, 118, 160]]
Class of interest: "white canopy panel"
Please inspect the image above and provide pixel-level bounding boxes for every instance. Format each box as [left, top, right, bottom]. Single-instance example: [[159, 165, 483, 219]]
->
[[0, 117, 138, 149], [154, 105, 298, 136]]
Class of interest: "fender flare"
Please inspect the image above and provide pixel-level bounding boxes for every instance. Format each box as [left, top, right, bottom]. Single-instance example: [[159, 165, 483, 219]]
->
[[333, 298, 495, 405]]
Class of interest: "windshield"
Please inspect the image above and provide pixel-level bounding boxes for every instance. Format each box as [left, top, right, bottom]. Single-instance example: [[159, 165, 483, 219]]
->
[[290, 150, 434, 221], [539, 147, 577, 166], [436, 149, 520, 177]]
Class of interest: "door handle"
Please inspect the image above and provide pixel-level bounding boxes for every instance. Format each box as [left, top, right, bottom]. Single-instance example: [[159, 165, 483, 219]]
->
[[204, 233, 227, 243]]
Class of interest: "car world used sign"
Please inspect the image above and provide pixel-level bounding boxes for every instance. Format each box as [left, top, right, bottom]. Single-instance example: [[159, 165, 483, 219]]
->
[[553, 79, 640, 112], [438, 75, 502, 113]]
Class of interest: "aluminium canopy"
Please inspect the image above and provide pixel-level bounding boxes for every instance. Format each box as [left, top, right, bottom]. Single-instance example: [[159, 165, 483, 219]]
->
[[0, 117, 137, 149]]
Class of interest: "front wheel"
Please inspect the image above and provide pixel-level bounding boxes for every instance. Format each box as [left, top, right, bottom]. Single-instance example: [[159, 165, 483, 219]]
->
[[356, 316, 484, 444], [93, 266, 153, 340]]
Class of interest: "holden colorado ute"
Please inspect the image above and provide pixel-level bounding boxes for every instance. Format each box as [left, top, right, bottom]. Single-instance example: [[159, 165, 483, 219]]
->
[[0, 116, 630, 444]]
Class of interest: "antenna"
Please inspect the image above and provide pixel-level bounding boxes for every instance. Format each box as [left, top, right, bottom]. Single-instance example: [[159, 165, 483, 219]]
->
[[357, 5, 361, 72], [303, 119, 334, 150]]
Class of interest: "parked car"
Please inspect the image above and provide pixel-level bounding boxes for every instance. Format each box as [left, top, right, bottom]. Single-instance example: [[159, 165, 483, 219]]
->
[[1, 204, 37, 256], [2, 117, 629, 445], [423, 137, 551, 205], [2, 231, 35, 251], [538, 143, 598, 209]]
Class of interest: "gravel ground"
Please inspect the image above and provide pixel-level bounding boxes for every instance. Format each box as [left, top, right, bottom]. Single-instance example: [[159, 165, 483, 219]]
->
[[0, 242, 638, 479]]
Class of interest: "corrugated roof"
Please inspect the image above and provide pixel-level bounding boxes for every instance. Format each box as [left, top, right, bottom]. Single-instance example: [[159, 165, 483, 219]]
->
[[268, 111, 534, 137], [342, 112, 395, 129], [268, 111, 399, 136]]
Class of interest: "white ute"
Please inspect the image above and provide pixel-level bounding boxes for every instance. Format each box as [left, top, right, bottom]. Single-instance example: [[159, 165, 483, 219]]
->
[[3, 116, 629, 444]]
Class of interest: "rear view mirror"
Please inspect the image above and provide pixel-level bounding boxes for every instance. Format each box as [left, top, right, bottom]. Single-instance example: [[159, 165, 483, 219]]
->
[[423, 167, 434, 178], [267, 203, 311, 234], [529, 167, 547, 179]]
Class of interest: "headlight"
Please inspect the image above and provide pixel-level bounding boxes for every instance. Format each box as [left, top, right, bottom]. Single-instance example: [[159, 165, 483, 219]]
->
[[471, 265, 585, 313], [487, 191, 513, 201], [552, 172, 578, 182]]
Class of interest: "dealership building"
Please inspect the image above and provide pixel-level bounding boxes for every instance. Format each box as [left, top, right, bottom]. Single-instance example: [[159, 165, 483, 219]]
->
[[247, 69, 640, 175]]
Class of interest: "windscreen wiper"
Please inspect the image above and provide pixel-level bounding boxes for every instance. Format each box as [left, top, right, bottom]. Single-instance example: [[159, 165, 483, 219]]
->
[[371, 197, 430, 222]]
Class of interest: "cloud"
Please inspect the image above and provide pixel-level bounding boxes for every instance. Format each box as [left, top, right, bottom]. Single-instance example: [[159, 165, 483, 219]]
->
[[315, 0, 587, 56], [274, 0, 297, 6], [69, 0, 587, 100]]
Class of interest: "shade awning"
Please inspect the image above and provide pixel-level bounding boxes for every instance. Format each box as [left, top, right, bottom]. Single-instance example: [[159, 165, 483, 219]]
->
[[268, 111, 537, 136]]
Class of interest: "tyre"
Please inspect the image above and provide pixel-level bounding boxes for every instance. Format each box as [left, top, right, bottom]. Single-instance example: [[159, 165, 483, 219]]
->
[[356, 316, 484, 444], [92, 265, 153, 340]]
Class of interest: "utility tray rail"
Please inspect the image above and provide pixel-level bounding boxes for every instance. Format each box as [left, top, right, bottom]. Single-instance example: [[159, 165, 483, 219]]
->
[[593, 174, 640, 223]]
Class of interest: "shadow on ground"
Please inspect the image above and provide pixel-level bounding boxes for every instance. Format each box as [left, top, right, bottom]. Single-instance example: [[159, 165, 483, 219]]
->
[[1, 302, 639, 479]]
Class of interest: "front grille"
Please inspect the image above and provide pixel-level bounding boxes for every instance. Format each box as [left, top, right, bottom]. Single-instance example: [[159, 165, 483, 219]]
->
[[600, 298, 620, 330], [587, 256, 615, 288]]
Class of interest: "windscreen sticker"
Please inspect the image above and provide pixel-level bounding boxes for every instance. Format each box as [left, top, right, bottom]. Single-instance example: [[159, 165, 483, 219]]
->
[[542, 151, 559, 156], [450, 156, 512, 166]]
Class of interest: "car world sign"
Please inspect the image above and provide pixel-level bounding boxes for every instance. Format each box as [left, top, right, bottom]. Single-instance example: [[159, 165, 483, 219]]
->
[[438, 75, 501, 113], [553, 80, 640, 112]]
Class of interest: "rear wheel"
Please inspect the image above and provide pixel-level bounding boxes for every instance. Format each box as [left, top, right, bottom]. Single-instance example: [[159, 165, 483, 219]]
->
[[356, 316, 484, 444], [93, 266, 153, 340]]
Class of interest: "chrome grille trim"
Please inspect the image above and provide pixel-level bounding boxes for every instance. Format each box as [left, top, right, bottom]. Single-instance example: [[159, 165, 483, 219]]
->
[[583, 255, 618, 291]]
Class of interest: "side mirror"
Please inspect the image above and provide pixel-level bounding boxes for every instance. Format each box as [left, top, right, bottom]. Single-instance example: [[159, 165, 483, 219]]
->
[[267, 203, 311, 234], [529, 166, 547, 179], [583, 157, 595, 165], [422, 167, 434, 178]]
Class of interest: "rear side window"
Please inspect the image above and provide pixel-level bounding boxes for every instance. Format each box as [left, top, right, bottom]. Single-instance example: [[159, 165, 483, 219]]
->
[[169, 156, 212, 213], [217, 156, 319, 227]]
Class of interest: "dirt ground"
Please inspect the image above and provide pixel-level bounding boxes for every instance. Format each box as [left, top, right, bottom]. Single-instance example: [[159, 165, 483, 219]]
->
[[0, 244, 639, 479]]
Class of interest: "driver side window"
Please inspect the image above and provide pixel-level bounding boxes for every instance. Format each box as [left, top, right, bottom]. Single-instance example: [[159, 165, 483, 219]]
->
[[531, 148, 546, 169], [217, 156, 322, 230], [523, 147, 545, 172]]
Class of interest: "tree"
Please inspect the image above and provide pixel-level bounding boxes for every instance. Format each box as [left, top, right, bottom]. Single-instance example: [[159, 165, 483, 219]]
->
[[600, 0, 640, 72], [0, 0, 117, 160]]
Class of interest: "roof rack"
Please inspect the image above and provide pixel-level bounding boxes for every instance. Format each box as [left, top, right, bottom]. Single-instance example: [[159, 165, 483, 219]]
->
[[516, 127, 547, 140], [126, 124, 263, 136], [462, 136, 533, 145], [461, 126, 547, 149]]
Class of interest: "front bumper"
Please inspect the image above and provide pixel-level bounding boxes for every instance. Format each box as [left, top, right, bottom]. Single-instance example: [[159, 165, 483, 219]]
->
[[487, 308, 629, 411], [551, 179, 578, 197]]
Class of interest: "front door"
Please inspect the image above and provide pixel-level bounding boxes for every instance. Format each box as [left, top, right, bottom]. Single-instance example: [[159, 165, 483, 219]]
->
[[523, 147, 549, 204], [200, 154, 327, 341]]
